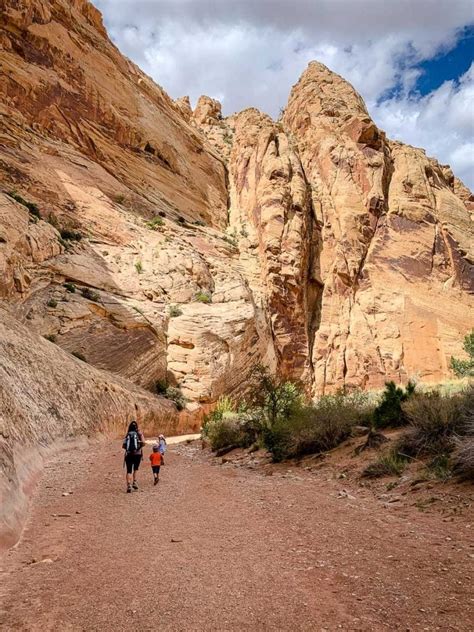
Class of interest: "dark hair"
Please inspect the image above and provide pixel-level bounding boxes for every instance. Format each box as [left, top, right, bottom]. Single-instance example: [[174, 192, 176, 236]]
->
[[127, 420, 138, 433]]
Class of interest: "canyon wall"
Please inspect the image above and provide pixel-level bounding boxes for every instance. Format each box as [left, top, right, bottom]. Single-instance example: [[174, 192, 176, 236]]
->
[[0, 0, 473, 528]]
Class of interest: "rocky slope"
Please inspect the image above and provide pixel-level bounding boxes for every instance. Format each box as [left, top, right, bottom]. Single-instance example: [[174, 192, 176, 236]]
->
[[0, 0, 473, 535]]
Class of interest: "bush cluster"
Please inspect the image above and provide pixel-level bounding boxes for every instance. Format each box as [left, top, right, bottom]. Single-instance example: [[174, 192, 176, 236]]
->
[[81, 287, 100, 301], [155, 381, 187, 411], [146, 216, 164, 230], [8, 191, 41, 219]]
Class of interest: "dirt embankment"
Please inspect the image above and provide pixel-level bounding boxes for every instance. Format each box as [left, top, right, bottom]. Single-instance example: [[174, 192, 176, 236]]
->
[[1, 440, 472, 631]]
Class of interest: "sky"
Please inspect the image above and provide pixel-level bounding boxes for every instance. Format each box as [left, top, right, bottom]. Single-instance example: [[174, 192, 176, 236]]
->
[[95, 0, 474, 188]]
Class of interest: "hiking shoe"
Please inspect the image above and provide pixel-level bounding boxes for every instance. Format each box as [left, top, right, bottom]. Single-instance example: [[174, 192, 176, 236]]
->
[[127, 485, 132, 493], [132, 482, 138, 490], [154, 477, 158, 486]]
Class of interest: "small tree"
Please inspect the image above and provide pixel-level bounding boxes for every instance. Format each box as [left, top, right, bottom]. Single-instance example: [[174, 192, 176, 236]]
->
[[450, 330, 474, 377], [373, 381, 415, 429]]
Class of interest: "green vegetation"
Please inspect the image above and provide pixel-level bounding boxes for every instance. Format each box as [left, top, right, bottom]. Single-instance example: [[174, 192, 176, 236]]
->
[[362, 450, 408, 478], [80, 287, 100, 301], [135, 261, 143, 274], [8, 191, 41, 219], [202, 366, 372, 462], [372, 380, 416, 429], [364, 385, 474, 480], [168, 304, 183, 318], [114, 194, 126, 205], [154, 379, 187, 410], [60, 228, 82, 242], [146, 216, 164, 230], [44, 334, 57, 343], [47, 298, 58, 308], [177, 216, 186, 225], [63, 282, 76, 293], [240, 225, 249, 238], [195, 291, 212, 304], [202, 364, 474, 477], [450, 330, 474, 377]]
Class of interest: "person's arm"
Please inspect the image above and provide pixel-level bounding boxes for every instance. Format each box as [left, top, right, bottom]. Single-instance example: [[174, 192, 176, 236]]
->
[[139, 432, 146, 448], [161, 455, 165, 466]]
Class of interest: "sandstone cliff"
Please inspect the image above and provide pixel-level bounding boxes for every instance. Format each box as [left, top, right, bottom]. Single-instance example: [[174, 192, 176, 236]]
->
[[1, 1, 473, 464]]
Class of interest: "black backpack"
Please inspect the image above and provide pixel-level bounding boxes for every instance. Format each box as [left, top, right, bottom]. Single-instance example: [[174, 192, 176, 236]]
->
[[124, 430, 140, 453]]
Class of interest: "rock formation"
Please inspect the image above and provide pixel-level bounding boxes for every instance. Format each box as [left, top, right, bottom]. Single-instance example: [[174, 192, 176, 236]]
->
[[1, 0, 473, 540]]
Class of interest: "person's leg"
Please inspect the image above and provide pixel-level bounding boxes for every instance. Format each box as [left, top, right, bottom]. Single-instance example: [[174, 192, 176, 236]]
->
[[125, 456, 133, 492], [132, 454, 142, 489]]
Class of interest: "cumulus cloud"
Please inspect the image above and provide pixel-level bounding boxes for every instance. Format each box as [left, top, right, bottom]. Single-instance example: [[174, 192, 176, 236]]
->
[[95, 0, 474, 187]]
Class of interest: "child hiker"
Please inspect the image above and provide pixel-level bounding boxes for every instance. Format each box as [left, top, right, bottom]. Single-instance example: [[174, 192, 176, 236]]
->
[[158, 434, 167, 455], [149, 444, 164, 485]]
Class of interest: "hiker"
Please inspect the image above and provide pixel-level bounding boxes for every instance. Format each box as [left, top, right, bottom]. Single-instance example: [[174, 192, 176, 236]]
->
[[149, 444, 163, 485], [158, 434, 167, 455], [122, 420, 145, 493]]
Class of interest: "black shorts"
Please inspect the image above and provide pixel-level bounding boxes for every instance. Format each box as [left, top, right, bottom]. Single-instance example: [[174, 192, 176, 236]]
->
[[125, 453, 142, 474], [152, 466, 161, 474]]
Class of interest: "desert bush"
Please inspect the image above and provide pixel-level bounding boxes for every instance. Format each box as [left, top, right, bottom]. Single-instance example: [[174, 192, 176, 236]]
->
[[8, 191, 41, 218], [163, 386, 186, 411], [450, 330, 474, 377], [44, 334, 57, 343], [265, 390, 373, 462], [114, 194, 125, 205], [60, 229, 82, 241], [362, 450, 408, 478], [168, 304, 183, 317], [372, 380, 415, 428], [177, 216, 186, 225], [203, 413, 246, 451], [146, 216, 164, 230], [47, 298, 58, 308], [397, 388, 471, 458], [155, 379, 168, 395], [63, 282, 76, 293], [452, 433, 474, 481], [135, 261, 143, 274], [195, 291, 212, 304], [81, 287, 100, 301]]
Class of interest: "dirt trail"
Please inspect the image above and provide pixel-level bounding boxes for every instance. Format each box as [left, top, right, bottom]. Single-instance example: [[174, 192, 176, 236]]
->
[[0, 440, 472, 631]]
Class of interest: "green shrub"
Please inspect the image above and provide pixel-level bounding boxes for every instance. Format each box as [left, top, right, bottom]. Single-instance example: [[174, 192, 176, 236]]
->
[[63, 282, 76, 293], [450, 330, 474, 377], [44, 334, 57, 343], [195, 291, 212, 304], [263, 390, 372, 462], [177, 216, 186, 225], [114, 194, 125, 205], [135, 261, 143, 274], [372, 380, 415, 428], [81, 287, 100, 301], [47, 298, 58, 308], [163, 386, 186, 411], [396, 387, 472, 459], [146, 216, 164, 230], [155, 379, 168, 395], [169, 304, 183, 317], [194, 219, 206, 227], [7, 191, 41, 218], [203, 414, 246, 451], [60, 229, 82, 241], [362, 450, 408, 478]]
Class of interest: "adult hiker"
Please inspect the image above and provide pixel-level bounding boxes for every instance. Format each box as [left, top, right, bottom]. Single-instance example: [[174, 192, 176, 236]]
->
[[122, 420, 145, 493]]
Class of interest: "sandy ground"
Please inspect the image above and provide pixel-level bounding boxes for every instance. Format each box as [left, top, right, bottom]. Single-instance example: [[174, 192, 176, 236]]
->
[[0, 440, 473, 631]]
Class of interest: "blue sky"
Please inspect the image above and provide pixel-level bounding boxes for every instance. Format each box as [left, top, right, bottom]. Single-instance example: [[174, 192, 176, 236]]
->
[[96, 0, 474, 188]]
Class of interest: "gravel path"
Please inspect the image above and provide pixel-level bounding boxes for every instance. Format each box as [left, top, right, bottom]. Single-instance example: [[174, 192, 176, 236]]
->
[[0, 440, 472, 631]]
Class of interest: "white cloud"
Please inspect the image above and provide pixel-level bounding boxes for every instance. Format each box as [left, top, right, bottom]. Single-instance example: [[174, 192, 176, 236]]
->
[[95, 0, 474, 188], [374, 64, 474, 185]]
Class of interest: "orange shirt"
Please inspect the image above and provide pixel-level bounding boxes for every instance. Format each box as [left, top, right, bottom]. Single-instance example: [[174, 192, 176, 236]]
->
[[149, 452, 162, 466]]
